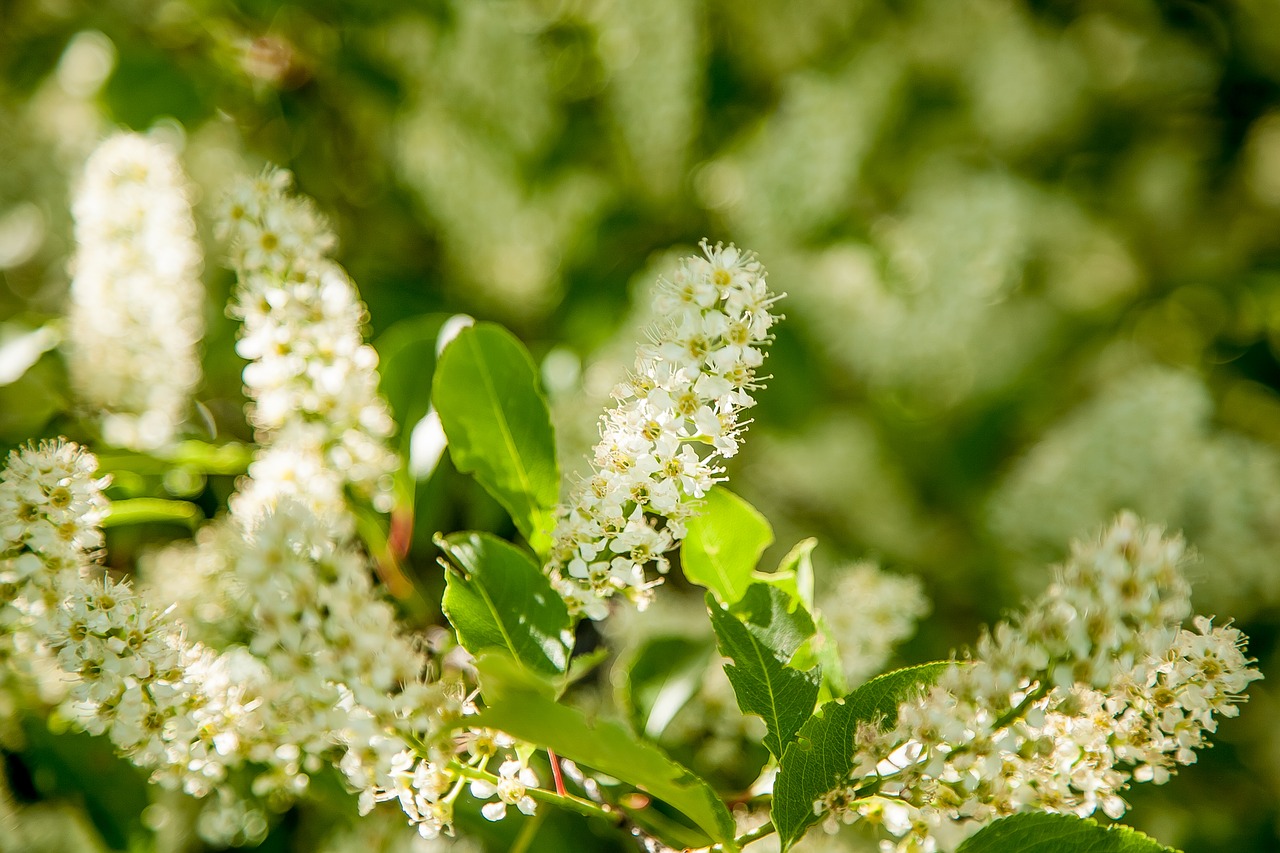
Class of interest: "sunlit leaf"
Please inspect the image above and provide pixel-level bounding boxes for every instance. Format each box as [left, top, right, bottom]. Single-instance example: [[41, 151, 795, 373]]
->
[[707, 584, 820, 762], [618, 635, 714, 740], [439, 532, 571, 677], [474, 653, 739, 850], [956, 813, 1180, 853], [681, 487, 773, 605], [433, 323, 559, 554]]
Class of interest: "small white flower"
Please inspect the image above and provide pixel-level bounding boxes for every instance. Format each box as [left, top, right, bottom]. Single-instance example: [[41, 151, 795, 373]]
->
[[474, 759, 539, 821]]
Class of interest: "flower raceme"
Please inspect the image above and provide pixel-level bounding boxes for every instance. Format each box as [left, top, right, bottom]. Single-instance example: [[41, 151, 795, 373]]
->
[[546, 242, 783, 619], [0, 441, 231, 795], [815, 513, 1262, 852], [218, 167, 398, 524], [0, 440, 539, 844], [66, 133, 204, 451]]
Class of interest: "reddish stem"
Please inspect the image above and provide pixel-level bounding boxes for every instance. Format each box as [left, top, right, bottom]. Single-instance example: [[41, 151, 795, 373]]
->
[[389, 506, 414, 559], [547, 748, 567, 797]]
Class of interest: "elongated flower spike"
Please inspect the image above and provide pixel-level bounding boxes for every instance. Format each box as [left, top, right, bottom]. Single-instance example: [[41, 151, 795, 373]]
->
[[815, 513, 1262, 852], [546, 241, 783, 619], [66, 133, 205, 450], [219, 167, 398, 524]]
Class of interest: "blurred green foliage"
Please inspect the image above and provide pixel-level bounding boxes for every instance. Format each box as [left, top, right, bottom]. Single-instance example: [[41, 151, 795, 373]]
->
[[3, 0, 1280, 851]]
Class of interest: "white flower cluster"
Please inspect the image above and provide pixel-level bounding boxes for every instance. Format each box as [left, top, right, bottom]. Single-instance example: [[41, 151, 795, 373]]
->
[[816, 513, 1262, 852], [219, 167, 397, 521], [547, 242, 781, 619], [353, 712, 542, 839], [215, 498, 440, 805], [0, 439, 109, 738], [354, 745, 461, 841], [66, 132, 204, 450], [820, 562, 930, 688], [0, 441, 242, 796], [0, 438, 107, 579], [46, 575, 226, 788], [0, 441, 462, 845], [145, 489, 475, 843]]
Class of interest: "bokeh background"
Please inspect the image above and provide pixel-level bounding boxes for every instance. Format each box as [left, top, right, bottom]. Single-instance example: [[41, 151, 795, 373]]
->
[[3, 0, 1280, 851]]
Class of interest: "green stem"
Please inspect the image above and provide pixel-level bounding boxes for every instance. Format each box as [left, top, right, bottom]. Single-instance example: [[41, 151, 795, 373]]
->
[[728, 820, 775, 848], [96, 440, 253, 476], [990, 678, 1053, 732], [101, 498, 201, 530]]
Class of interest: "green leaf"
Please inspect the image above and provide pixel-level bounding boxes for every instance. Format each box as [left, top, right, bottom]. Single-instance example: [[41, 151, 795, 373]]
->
[[758, 537, 817, 607], [707, 584, 820, 762], [755, 538, 848, 697], [473, 653, 738, 851], [438, 532, 571, 678], [773, 661, 951, 851], [376, 313, 450, 442], [956, 813, 1180, 853], [681, 487, 773, 605], [432, 323, 559, 554], [0, 346, 65, 441], [810, 612, 850, 698], [618, 635, 714, 740], [564, 647, 611, 688]]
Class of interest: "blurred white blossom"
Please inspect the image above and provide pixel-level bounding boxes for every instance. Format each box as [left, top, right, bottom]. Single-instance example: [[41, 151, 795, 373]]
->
[[66, 132, 204, 449], [819, 562, 930, 688], [990, 366, 1280, 614]]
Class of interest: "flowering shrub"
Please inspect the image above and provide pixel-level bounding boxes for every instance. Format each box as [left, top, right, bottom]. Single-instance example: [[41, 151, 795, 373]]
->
[[0, 126, 1264, 853]]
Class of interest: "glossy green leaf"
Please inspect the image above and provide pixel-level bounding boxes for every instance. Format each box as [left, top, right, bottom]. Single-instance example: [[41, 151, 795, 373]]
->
[[774, 662, 951, 850], [956, 813, 1180, 853], [681, 487, 773, 605], [474, 653, 739, 850], [708, 584, 820, 761], [0, 349, 64, 441], [432, 323, 559, 554], [438, 532, 571, 677]]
